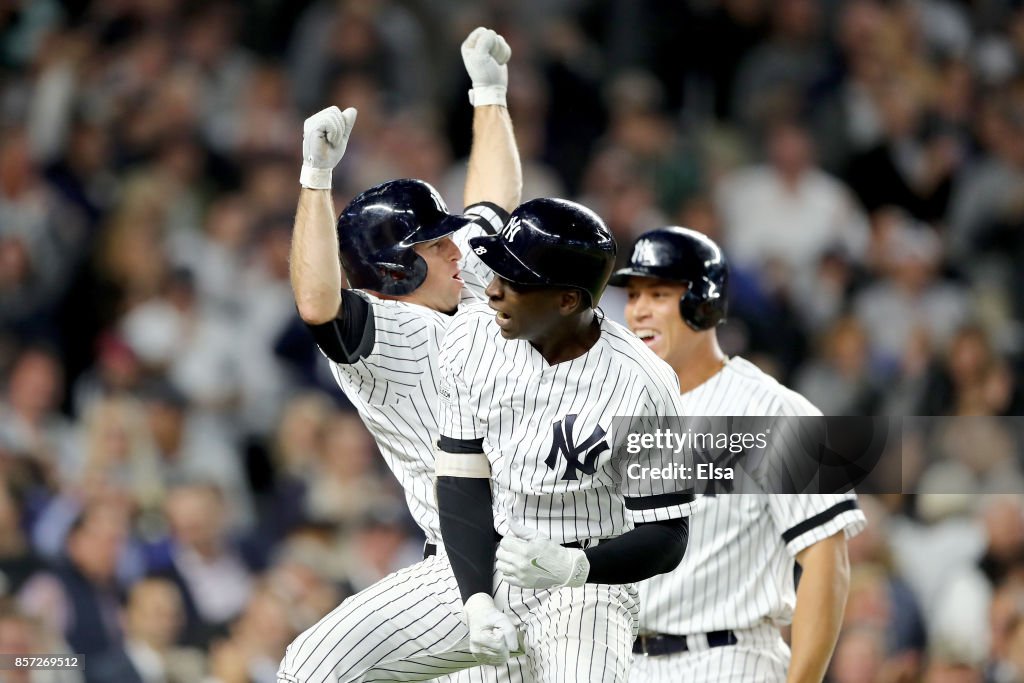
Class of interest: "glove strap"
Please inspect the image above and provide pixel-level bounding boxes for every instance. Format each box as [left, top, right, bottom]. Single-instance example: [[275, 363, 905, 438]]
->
[[468, 85, 507, 108], [300, 164, 333, 190], [562, 550, 590, 589]]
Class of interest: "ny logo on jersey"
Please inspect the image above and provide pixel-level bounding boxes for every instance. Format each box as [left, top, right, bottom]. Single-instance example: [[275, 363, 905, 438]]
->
[[544, 414, 610, 481], [500, 216, 523, 242], [631, 238, 659, 266]]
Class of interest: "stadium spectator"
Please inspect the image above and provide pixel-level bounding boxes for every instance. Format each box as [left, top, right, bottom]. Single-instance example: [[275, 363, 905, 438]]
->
[[148, 482, 254, 649], [86, 577, 206, 683], [18, 499, 131, 656]]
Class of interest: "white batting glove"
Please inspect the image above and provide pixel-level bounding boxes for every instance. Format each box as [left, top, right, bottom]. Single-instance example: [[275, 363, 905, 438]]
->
[[495, 521, 590, 590], [299, 105, 357, 190], [463, 593, 519, 665], [461, 26, 511, 107]]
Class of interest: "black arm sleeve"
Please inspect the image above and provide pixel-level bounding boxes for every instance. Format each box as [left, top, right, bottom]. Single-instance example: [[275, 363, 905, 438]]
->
[[304, 289, 375, 364], [583, 517, 689, 584], [437, 436, 495, 602]]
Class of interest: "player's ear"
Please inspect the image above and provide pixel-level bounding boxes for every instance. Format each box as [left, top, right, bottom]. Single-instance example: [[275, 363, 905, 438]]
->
[[558, 289, 584, 316]]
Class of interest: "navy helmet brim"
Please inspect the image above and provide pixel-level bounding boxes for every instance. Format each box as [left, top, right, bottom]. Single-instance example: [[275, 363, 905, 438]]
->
[[468, 234, 546, 285], [399, 213, 477, 247]]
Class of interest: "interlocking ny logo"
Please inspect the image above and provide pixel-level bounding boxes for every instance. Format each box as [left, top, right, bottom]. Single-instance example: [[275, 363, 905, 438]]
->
[[632, 238, 658, 266], [544, 414, 610, 481], [501, 216, 523, 242]]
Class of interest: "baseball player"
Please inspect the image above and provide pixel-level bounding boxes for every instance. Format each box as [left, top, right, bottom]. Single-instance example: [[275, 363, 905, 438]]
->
[[435, 198, 697, 681], [608, 227, 868, 683], [279, 27, 534, 682]]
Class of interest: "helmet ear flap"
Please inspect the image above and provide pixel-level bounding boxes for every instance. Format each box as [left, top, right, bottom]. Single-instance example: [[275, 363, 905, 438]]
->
[[679, 291, 707, 331], [678, 276, 727, 331], [373, 249, 428, 296]]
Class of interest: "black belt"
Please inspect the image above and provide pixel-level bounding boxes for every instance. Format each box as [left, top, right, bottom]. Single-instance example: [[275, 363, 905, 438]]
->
[[633, 630, 738, 656], [423, 537, 599, 560]]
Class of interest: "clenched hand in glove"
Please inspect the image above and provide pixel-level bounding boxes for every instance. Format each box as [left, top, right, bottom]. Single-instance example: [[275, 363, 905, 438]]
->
[[299, 105, 357, 190], [461, 26, 511, 107], [462, 593, 520, 665], [496, 521, 591, 590]]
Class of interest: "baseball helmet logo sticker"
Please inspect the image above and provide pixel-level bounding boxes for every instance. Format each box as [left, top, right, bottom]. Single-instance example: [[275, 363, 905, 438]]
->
[[474, 246, 488, 255], [500, 216, 523, 242], [632, 238, 659, 266]]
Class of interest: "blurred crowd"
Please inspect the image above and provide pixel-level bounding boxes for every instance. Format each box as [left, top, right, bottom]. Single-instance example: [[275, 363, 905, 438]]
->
[[1, 0, 1024, 681]]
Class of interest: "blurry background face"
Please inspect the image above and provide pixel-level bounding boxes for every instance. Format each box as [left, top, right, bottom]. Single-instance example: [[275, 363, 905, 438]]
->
[[0, 131, 34, 196], [144, 398, 186, 456], [0, 613, 36, 657], [0, 482, 20, 539], [233, 586, 293, 655], [8, 350, 62, 417], [68, 502, 129, 582], [982, 497, 1024, 564], [767, 123, 813, 177], [830, 627, 885, 683], [166, 485, 225, 554], [126, 579, 184, 648], [320, 413, 375, 479], [86, 397, 137, 463]]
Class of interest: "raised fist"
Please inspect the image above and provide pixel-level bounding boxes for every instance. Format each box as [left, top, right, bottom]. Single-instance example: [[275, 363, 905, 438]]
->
[[299, 106, 357, 189], [461, 27, 511, 107]]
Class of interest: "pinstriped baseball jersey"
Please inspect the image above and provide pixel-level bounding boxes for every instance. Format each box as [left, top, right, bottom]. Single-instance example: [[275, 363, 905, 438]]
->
[[321, 204, 502, 542], [438, 303, 695, 545], [638, 356, 867, 636]]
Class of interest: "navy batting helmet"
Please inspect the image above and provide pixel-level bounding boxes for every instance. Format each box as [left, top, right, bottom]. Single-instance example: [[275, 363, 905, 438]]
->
[[337, 179, 475, 296], [469, 198, 616, 307], [608, 226, 729, 331]]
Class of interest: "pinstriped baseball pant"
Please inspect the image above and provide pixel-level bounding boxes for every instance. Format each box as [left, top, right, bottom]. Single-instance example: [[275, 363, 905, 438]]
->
[[276, 554, 638, 682]]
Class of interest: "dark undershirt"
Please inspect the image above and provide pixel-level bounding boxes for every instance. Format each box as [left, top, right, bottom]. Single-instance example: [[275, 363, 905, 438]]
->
[[305, 289, 375, 364]]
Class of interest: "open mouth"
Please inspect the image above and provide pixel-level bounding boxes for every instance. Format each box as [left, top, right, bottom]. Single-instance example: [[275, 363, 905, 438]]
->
[[452, 272, 464, 283], [634, 328, 659, 347], [491, 307, 512, 329]]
